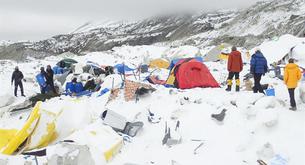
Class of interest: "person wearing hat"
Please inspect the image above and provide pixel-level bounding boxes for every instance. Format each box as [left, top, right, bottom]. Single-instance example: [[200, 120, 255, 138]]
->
[[11, 66, 25, 97], [39, 67, 48, 94], [84, 76, 96, 91], [226, 46, 243, 92], [250, 48, 268, 94], [284, 58, 302, 110], [46, 65, 57, 94]]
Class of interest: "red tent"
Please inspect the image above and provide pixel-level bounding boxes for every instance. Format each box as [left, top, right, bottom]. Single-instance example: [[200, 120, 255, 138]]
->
[[167, 58, 219, 89]]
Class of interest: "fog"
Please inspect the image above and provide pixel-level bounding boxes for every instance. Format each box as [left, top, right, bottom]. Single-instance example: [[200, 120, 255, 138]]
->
[[0, 0, 260, 41]]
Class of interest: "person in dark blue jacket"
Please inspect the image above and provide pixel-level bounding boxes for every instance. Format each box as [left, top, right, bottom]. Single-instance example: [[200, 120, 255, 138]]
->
[[250, 48, 268, 94]]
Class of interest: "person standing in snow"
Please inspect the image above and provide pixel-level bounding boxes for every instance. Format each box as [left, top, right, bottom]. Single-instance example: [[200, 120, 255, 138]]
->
[[284, 58, 302, 110], [226, 46, 243, 92], [11, 66, 25, 97], [250, 48, 268, 94], [45, 65, 57, 94], [40, 67, 48, 94]]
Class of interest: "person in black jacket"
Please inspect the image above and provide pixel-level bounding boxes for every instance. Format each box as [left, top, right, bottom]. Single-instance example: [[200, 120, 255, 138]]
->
[[84, 76, 96, 91], [11, 66, 25, 97], [45, 65, 57, 94]]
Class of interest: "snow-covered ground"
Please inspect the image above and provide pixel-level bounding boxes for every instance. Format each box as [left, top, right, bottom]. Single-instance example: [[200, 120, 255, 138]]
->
[[0, 35, 304, 165]]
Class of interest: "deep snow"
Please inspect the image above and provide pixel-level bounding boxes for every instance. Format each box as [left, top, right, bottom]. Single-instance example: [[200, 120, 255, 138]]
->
[[0, 35, 304, 165]]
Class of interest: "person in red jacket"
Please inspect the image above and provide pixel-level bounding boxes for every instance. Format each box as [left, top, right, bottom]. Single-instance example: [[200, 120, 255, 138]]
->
[[226, 46, 243, 92]]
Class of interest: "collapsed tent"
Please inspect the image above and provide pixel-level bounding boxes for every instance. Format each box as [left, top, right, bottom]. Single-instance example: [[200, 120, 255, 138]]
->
[[146, 76, 166, 85], [0, 100, 123, 162], [0, 102, 41, 155], [56, 58, 78, 68], [219, 53, 230, 60], [55, 70, 71, 85], [114, 64, 135, 74], [166, 58, 219, 89], [149, 59, 170, 69], [58, 122, 123, 162], [291, 41, 305, 68], [82, 61, 107, 76], [204, 43, 231, 62], [256, 34, 305, 65], [52, 66, 64, 75], [108, 80, 155, 102]]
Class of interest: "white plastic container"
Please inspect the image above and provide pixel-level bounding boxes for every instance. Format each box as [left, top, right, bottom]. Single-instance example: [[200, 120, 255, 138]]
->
[[103, 109, 127, 131]]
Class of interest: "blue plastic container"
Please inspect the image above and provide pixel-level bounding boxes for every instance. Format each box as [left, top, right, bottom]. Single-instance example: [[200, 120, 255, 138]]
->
[[265, 88, 275, 96], [98, 88, 110, 97]]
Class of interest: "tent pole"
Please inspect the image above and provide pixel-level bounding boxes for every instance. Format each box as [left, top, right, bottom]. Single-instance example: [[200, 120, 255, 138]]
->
[[138, 63, 141, 81]]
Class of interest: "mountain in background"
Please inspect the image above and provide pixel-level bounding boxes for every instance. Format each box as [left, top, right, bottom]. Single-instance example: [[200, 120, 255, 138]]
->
[[0, 0, 304, 60]]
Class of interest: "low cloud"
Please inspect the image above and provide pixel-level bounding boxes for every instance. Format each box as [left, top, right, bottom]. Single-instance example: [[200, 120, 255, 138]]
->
[[0, 0, 260, 41]]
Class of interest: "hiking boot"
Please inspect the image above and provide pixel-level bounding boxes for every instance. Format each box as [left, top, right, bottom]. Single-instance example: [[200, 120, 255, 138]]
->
[[289, 107, 297, 111], [225, 85, 232, 91], [236, 86, 240, 92]]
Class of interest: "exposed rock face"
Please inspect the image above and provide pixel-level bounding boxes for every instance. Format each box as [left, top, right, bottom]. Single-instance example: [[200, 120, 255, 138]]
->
[[0, 0, 304, 60]]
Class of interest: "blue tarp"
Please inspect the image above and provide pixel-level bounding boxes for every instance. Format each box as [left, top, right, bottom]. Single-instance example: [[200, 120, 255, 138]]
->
[[65, 82, 92, 97], [66, 82, 76, 94], [75, 82, 84, 93], [65, 82, 84, 94], [98, 88, 110, 97], [114, 64, 135, 74], [168, 57, 203, 70], [75, 90, 92, 97], [53, 66, 64, 75]]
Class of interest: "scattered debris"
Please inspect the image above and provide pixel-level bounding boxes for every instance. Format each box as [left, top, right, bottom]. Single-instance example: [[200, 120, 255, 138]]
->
[[193, 98, 202, 104], [148, 110, 161, 124], [162, 121, 182, 146], [269, 154, 289, 165], [179, 97, 190, 105], [211, 109, 227, 122], [123, 122, 144, 137], [230, 101, 237, 107], [193, 142, 204, 155], [257, 159, 267, 165], [48, 143, 95, 165], [190, 139, 204, 142]]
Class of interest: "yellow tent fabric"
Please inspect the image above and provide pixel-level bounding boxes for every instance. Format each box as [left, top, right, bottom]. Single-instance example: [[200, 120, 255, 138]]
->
[[219, 53, 229, 60], [0, 129, 18, 150], [165, 66, 177, 86], [149, 59, 170, 69], [65, 122, 123, 162], [104, 139, 123, 162], [1, 102, 41, 155], [25, 109, 58, 151]]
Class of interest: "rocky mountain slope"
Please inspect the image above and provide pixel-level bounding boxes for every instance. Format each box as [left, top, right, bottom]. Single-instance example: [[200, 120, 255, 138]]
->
[[0, 0, 304, 60]]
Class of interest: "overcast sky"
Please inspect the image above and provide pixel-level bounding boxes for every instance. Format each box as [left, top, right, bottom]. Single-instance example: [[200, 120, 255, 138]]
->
[[0, 0, 260, 42]]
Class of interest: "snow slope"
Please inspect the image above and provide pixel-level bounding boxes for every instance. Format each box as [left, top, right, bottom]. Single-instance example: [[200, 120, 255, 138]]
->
[[0, 35, 304, 165]]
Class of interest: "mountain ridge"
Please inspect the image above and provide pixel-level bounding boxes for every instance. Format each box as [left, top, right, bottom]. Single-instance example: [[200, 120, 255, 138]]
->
[[0, 0, 304, 60]]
